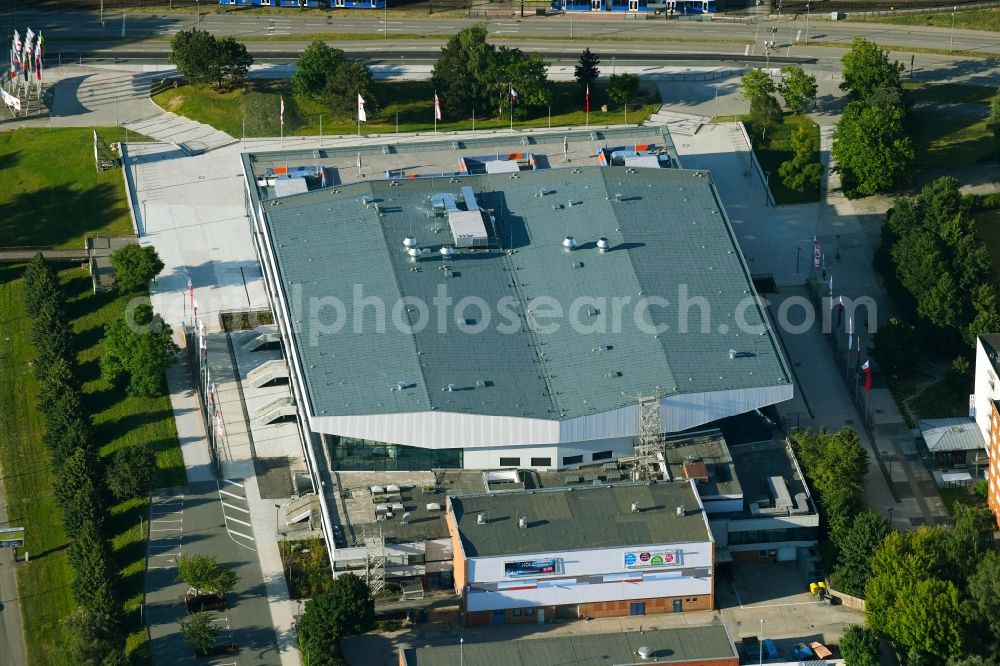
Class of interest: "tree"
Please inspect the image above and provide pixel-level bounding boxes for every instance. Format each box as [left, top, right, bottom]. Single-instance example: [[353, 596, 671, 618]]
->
[[777, 66, 817, 114], [296, 574, 374, 662], [23, 252, 62, 319], [168, 29, 252, 91], [741, 68, 776, 106], [871, 317, 918, 378], [792, 428, 869, 544], [838, 625, 880, 666], [106, 442, 158, 501], [574, 48, 600, 86], [840, 38, 904, 101], [890, 578, 964, 660], [325, 60, 378, 117], [968, 283, 1000, 344], [180, 612, 219, 656], [61, 608, 127, 666], [832, 99, 914, 198], [431, 25, 500, 119], [495, 47, 549, 118], [68, 522, 119, 618], [606, 73, 640, 108], [778, 124, 822, 193], [31, 296, 73, 380], [168, 29, 220, 87], [965, 551, 1000, 652], [947, 503, 995, 582], [176, 554, 239, 598], [830, 511, 891, 597], [101, 304, 178, 397], [214, 37, 253, 91], [291, 41, 346, 101], [55, 447, 105, 539], [42, 391, 94, 465], [109, 244, 164, 293], [39, 355, 81, 407], [988, 91, 1000, 138]]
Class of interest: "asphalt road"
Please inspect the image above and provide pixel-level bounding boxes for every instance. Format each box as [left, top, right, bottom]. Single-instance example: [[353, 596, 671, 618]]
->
[[0, 498, 26, 666], [7, 6, 1000, 57]]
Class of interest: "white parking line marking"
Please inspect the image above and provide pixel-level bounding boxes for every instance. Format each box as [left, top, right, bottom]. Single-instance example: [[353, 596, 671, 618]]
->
[[223, 479, 245, 488], [220, 490, 244, 500], [225, 515, 253, 528], [227, 529, 256, 541], [222, 502, 251, 513]]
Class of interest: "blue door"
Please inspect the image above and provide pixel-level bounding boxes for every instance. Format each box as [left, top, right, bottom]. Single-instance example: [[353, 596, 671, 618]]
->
[[673, 599, 682, 612], [629, 602, 645, 616], [492, 610, 505, 624]]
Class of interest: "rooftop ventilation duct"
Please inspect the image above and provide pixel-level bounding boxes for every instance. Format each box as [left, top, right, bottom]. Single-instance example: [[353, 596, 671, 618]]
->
[[440, 245, 456, 259], [518, 517, 528, 529], [597, 237, 610, 253], [637, 646, 653, 660], [477, 512, 487, 525], [630, 502, 639, 513], [676, 506, 684, 517], [403, 235, 418, 249], [407, 247, 423, 261], [563, 236, 577, 251]]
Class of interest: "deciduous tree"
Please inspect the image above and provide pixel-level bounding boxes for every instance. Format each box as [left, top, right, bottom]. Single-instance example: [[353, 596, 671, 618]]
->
[[829, 511, 890, 597], [838, 625, 880, 666], [109, 244, 164, 293], [741, 68, 776, 106], [324, 61, 378, 117], [431, 25, 500, 119], [832, 99, 913, 198], [988, 91, 1000, 138], [101, 304, 178, 397], [778, 124, 822, 192], [177, 554, 240, 598], [840, 38, 904, 101], [106, 441, 158, 501], [292, 42, 346, 101], [61, 608, 127, 666], [777, 66, 817, 114], [297, 574, 374, 663], [180, 612, 219, 656]]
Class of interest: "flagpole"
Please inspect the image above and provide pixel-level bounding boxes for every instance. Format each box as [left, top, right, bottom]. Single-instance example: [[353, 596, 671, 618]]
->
[[472, 108, 475, 134]]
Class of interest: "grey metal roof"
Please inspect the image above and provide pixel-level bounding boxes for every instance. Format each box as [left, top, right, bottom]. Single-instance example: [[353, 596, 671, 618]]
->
[[918, 417, 985, 453], [450, 480, 710, 558], [663, 429, 743, 498], [261, 166, 790, 420], [401, 624, 738, 666]]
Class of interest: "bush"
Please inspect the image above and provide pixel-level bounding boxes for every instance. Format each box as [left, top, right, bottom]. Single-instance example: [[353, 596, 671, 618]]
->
[[606, 73, 640, 108], [105, 441, 157, 501], [109, 244, 164, 293], [839, 625, 880, 666], [975, 478, 988, 499]]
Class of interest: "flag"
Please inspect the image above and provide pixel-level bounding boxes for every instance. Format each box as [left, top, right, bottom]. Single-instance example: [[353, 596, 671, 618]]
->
[[34, 33, 42, 81], [563, 136, 568, 156], [1, 88, 21, 112], [585, 83, 590, 114], [434, 91, 442, 121], [357, 94, 367, 123], [847, 316, 853, 352], [9, 46, 16, 79], [280, 96, 285, 126], [862, 360, 872, 393], [24, 28, 34, 57], [510, 87, 518, 104], [828, 275, 833, 303], [813, 236, 822, 269], [11, 31, 21, 77], [188, 278, 194, 311]]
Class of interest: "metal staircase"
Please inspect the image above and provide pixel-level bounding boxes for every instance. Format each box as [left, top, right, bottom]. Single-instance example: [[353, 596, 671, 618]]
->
[[362, 526, 386, 597], [253, 395, 296, 426], [247, 359, 289, 388], [241, 327, 281, 353]]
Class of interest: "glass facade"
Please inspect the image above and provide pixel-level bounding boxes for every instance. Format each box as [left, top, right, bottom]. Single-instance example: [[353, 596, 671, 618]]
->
[[330, 435, 463, 471], [727, 526, 817, 545]]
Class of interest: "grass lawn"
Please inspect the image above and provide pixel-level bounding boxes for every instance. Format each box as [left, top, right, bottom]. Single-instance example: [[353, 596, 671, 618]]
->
[[712, 113, 821, 205], [0, 128, 137, 249], [903, 83, 999, 168], [0, 264, 184, 664], [153, 79, 659, 138], [867, 7, 1000, 31]]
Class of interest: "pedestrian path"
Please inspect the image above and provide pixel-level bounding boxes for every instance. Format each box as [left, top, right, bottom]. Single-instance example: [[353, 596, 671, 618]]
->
[[123, 111, 235, 153]]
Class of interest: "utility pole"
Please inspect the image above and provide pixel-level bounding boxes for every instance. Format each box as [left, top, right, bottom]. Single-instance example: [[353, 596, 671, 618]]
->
[[805, 1, 810, 44], [950, 6, 957, 53]]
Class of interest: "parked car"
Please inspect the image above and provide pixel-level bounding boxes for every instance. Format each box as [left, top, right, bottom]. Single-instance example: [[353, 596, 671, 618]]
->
[[761, 639, 779, 661], [790, 643, 814, 660]]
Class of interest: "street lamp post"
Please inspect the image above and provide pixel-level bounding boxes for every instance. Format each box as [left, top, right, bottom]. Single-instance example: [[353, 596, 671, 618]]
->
[[795, 246, 801, 274], [835, 234, 841, 260], [805, 2, 810, 44], [950, 6, 957, 53]]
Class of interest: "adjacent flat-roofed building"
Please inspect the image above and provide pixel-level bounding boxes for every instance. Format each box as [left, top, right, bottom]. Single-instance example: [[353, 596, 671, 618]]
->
[[242, 131, 792, 475], [445, 479, 713, 625], [398, 624, 739, 666]]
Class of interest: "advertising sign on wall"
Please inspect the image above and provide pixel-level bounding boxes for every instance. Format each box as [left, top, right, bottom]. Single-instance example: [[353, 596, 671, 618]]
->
[[623, 549, 682, 569], [504, 559, 558, 577]]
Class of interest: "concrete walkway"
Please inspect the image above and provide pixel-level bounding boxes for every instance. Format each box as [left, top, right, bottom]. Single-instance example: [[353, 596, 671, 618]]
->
[[123, 111, 235, 153]]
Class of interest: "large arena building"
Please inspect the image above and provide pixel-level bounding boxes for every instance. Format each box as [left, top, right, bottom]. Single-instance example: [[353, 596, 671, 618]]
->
[[242, 128, 793, 478]]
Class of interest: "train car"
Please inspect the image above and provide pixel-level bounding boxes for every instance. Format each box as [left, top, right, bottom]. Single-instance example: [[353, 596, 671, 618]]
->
[[217, 0, 380, 7], [558, 0, 714, 13]]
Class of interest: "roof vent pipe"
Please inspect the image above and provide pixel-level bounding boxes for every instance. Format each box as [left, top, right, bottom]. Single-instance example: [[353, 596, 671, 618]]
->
[[597, 237, 610, 253], [518, 517, 528, 529], [407, 247, 423, 261], [477, 513, 487, 525], [638, 646, 654, 660], [440, 245, 456, 259], [562, 236, 577, 252], [403, 235, 418, 249], [630, 502, 639, 513], [676, 506, 684, 517]]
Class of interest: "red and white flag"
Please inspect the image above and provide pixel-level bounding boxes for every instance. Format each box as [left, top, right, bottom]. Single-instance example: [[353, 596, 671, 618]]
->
[[813, 236, 822, 269], [280, 96, 285, 127], [585, 83, 590, 114], [862, 360, 872, 393], [357, 94, 367, 123], [34, 33, 42, 81], [11, 31, 21, 78], [510, 87, 518, 104], [434, 91, 442, 121], [847, 316, 853, 352], [188, 278, 194, 311]]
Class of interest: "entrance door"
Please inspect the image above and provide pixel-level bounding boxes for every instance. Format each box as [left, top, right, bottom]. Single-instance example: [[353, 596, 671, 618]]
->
[[628, 0, 638, 10], [590, 0, 602, 10], [629, 602, 646, 616], [537, 608, 545, 624], [672, 599, 683, 612], [492, 610, 505, 625], [335, 0, 345, 6]]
